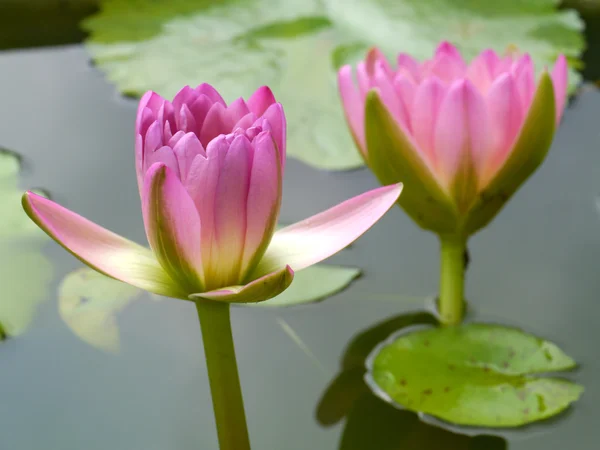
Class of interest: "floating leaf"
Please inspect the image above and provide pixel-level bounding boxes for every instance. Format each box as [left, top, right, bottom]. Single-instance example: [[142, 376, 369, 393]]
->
[[367, 323, 583, 427], [84, 0, 363, 170], [83, 0, 584, 171], [0, 149, 53, 336], [256, 264, 360, 307], [331, 0, 585, 90], [58, 268, 144, 352], [57, 262, 358, 349]]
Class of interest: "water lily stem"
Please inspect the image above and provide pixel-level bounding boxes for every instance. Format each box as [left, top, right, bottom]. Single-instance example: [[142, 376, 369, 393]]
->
[[438, 235, 466, 326], [195, 300, 251, 450]]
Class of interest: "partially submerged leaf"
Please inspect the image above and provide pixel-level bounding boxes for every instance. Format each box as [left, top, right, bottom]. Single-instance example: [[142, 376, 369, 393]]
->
[[58, 268, 144, 352], [367, 323, 583, 427], [0, 149, 53, 336], [256, 264, 360, 307]]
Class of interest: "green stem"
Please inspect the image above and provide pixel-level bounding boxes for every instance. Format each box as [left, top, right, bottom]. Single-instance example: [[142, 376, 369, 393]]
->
[[438, 235, 467, 326], [195, 300, 251, 450]]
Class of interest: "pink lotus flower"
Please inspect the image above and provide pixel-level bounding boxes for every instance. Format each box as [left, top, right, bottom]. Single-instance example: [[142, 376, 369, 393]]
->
[[338, 42, 567, 235], [23, 84, 401, 303]]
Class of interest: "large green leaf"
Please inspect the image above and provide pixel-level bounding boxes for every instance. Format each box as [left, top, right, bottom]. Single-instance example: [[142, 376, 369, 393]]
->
[[83, 0, 583, 171], [367, 323, 583, 427], [0, 150, 54, 337], [84, 0, 363, 170], [330, 0, 584, 89]]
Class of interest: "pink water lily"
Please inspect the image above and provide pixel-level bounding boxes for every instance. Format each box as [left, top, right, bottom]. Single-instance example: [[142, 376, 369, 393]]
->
[[23, 84, 402, 303], [338, 42, 567, 235]]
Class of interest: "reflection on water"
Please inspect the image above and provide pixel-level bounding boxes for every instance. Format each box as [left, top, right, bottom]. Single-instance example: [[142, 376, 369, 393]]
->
[[316, 312, 508, 449]]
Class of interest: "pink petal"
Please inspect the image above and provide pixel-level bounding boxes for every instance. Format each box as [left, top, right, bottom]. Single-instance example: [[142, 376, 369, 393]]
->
[[233, 112, 257, 131], [142, 163, 204, 292], [195, 83, 227, 106], [172, 133, 205, 182], [241, 131, 282, 278], [339, 65, 366, 146], [366, 47, 393, 77], [338, 65, 366, 152], [551, 55, 568, 124], [144, 120, 164, 154], [411, 76, 447, 166], [191, 266, 294, 303], [22, 191, 183, 298], [373, 61, 410, 133], [433, 79, 490, 195], [247, 86, 277, 116], [257, 103, 286, 171], [187, 95, 213, 131], [356, 62, 374, 98], [206, 135, 252, 289], [199, 103, 234, 148], [511, 54, 535, 113], [227, 97, 251, 124], [176, 103, 197, 134], [482, 73, 524, 184], [168, 130, 186, 148], [397, 53, 421, 81], [429, 41, 467, 81], [393, 73, 417, 114], [143, 145, 179, 176], [466, 49, 500, 93], [185, 138, 227, 277], [251, 183, 402, 278]]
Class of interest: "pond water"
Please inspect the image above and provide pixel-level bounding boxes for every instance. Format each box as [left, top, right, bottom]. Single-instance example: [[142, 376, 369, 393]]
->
[[0, 43, 598, 449]]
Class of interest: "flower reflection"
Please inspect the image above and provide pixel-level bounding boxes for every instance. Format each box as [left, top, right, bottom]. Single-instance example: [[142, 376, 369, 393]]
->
[[316, 312, 508, 449]]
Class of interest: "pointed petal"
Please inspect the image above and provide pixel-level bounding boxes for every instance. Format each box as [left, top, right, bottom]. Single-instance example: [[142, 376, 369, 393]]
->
[[206, 135, 252, 288], [251, 184, 402, 278], [467, 49, 500, 93], [172, 133, 205, 182], [551, 54, 568, 124], [247, 86, 277, 116], [227, 97, 251, 124], [512, 54, 535, 112], [397, 53, 421, 81], [464, 72, 556, 234], [195, 83, 226, 106], [191, 266, 294, 304], [200, 103, 234, 147], [143, 145, 179, 176], [22, 191, 184, 299], [411, 76, 446, 165], [142, 163, 204, 292], [241, 131, 282, 277], [256, 103, 286, 171], [338, 65, 366, 152], [364, 90, 458, 233], [434, 79, 489, 209], [481, 73, 524, 185], [373, 61, 410, 132]]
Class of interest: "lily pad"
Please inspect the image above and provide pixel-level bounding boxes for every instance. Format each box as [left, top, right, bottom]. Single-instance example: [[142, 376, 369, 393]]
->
[[366, 323, 583, 427], [330, 0, 585, 90], [256, 264, 360, 307], [0, 149, 53, 337], [58, 268, 144, 352], [84, 0, 363, 170], [83, 0, 584, 171], [57, 262, 359, 350]]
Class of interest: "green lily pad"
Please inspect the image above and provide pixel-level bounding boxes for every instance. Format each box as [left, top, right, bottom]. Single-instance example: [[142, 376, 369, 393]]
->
[[256, 264, 360, 307], [58, 262, 359, 350], [84, 0, 363, 170], [58, 268, 145, 352], [367, 323, 583, 427], [83, 0, 584, 172], [331, 0, 585, 90], [0, 149, 54, 337]]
